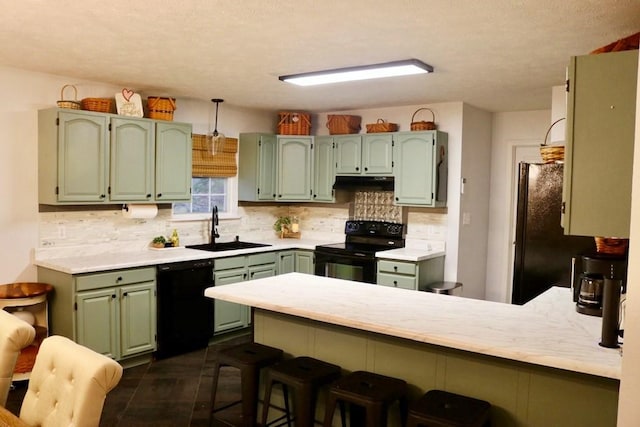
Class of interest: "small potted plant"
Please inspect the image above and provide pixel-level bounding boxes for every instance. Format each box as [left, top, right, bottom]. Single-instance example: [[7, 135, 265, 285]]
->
[[273, 216, 292, 237], [151, 236, 167, 248]]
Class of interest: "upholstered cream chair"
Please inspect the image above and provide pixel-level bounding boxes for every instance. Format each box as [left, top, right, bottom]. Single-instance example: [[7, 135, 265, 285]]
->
[[18, 335, 123, 427], [0, 310, 35, 407]]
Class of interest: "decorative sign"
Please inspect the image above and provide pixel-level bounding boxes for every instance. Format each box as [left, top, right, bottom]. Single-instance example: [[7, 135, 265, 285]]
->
[[115, 88, 143, 117]]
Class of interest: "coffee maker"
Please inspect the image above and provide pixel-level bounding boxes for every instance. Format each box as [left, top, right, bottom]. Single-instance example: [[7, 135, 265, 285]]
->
[[573, 252, 628, 348]]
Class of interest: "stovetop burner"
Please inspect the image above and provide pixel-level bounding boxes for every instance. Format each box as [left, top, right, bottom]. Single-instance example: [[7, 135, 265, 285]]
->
[[315, 220, 405, 257]]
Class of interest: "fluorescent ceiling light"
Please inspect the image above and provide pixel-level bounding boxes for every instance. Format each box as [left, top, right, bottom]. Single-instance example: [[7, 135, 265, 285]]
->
[[279, 59, 433, 86]]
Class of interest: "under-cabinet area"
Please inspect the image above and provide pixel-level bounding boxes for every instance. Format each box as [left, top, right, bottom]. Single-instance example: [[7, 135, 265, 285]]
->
[[38, 108, 193, 205]]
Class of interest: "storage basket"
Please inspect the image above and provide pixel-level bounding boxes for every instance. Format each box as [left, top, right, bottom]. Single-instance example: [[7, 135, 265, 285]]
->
[[410, 108, 437, 131], [326, 115, 361, 135], [57, 85, 81, 110], [595, 237, 629, 255], [81, 98, 114, 113], [366, 119, 398, 133], [540, 117, 566, 164], [147, 97, 176, 121], [540, 146, 565, 163], [278, 112, 311, 135]]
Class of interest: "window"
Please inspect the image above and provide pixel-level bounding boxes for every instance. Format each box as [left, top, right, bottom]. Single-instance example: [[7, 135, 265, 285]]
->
[[173, 177, 230, 215]]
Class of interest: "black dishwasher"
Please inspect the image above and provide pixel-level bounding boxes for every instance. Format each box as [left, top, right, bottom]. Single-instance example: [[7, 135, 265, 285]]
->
[[156, 259, 214, 359]]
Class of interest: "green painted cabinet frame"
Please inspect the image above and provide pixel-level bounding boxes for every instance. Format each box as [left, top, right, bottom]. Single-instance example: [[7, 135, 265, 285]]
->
[[563, 50, 638, 237]]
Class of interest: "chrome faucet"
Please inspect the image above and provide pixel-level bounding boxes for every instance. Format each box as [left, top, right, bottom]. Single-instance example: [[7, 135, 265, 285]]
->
[[211, 205, 220, 245]]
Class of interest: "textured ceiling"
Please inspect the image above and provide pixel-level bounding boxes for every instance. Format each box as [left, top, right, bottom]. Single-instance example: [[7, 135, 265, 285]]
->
[[1, 0, 638, 113]]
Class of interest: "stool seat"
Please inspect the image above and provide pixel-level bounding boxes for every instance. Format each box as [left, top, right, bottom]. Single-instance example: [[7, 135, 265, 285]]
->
[[210, 342, 283, 427], [324, 370, 408, 427], [262, 356, 341, 427], [407, 390, 491, 427]]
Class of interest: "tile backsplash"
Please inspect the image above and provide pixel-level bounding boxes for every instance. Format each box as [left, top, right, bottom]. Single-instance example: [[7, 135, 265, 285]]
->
[[36, 201, 447, 259], [353, 190, 401, 222]]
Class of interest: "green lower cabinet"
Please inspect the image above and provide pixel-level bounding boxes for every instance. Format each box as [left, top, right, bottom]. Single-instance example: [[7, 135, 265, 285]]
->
[[213, 266, 249, 333], [377, 257, 444, 291], [213, 252, 277, 334], [277, 250, 314, 275], [76, 287, 119, 359], [295, 250, 315, 274], [40, 266, 157, 362]]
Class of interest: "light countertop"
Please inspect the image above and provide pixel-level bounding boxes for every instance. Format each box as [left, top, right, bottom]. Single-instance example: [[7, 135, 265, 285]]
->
[[204, 273, 621, 380], [34, 238, 444, 274]]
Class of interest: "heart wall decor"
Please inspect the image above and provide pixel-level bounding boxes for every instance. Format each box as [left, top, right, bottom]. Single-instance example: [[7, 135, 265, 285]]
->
[[122, 88, 134, 102]]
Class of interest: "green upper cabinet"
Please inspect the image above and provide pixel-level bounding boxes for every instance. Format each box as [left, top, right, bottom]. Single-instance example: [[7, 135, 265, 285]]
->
[[110, 117, 154, 202], [154, 122, 192, 202], [277, 136, 313, 201], [39, 109, 109, 203], [562, 50, 638, 238], [313, 136, 335, 202], [38, 108, 192, 205], [393, 131, 448, 207], [335, 134, 393, 176], [362, 133, 393, 175], [334, 135, 362, 175], [238, 133, 277, 201]]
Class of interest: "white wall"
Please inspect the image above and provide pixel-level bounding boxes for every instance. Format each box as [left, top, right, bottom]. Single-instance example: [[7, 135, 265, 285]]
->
[[485, 110, 551, 302], [457, 103, 493, 299]]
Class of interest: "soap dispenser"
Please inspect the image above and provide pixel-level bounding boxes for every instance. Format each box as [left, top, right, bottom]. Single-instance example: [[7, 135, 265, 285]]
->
[[170, 229, 180, 247]]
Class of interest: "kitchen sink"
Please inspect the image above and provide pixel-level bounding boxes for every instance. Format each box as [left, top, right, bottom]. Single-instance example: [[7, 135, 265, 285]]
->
[[186, 241, 271, 252]]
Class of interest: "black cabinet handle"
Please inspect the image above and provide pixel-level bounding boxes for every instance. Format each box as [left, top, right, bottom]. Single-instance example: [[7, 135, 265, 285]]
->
[[111, 294, 116, 299], [393, 281, 398, 287], [146, 194, 152, 198], [100, 194, 106, 199], [157, 193, 162, 198], [364, 167, 368, 171], [116, 276, 123, 282], [355, 167, 360, 171], [393, 266, 398, 272]]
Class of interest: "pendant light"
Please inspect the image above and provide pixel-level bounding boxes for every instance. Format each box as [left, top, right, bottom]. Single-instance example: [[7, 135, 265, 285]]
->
[[209, 98, 225, 155]]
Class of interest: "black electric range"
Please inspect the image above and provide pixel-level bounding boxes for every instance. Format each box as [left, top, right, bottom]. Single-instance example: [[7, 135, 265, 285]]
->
[[314, 220, 405, 283]]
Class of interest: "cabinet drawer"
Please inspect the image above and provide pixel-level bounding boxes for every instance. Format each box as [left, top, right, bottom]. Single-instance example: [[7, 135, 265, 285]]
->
[[248, 251, 277, 266], [75, 267, 156, 291], [215, 256, 246, 270], [377, 273, 417, 290], [377, 260, 416, 275]]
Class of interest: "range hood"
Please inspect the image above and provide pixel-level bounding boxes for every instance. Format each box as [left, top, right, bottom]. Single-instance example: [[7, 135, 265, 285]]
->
[[332, 175, 394, 191]]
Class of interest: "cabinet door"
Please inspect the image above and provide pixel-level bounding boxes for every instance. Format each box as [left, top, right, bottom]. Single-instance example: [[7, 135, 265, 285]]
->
[[362, 133, 393, 175], [57, 111, 109, 202], [110, 117, 154, 201], [335, 135, 362, 175], [120, 282, 157, 358], [155, 122, 192, 201], [213, 267, 249, 333], [249, 264, 276, 281], [295, 251, 315, 274], [258, 134, 278, 201], [394, 131, 447, 207], [277, 136, 313, 201], [278, 251, 295, 275], [313, 136, 335, 201], [76, 288, 119, 359], [563, 50, 638, 237]]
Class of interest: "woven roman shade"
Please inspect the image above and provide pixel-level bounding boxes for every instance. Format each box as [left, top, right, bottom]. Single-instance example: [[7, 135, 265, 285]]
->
[[192, 134, 238, 177]]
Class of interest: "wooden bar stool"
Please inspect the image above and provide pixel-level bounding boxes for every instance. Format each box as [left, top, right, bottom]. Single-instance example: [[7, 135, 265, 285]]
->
[[261, 356, 341, 427], [323, 370, 408, 427], [210, 342, 283, 427], [406, 390, 491, 427]]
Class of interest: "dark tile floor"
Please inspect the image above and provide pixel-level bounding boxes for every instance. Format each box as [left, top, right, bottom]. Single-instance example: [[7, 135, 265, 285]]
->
[[6, 332, 251, 427]]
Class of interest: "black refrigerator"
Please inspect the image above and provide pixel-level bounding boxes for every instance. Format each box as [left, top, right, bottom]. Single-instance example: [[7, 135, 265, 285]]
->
[[511, 163, 595, 305]]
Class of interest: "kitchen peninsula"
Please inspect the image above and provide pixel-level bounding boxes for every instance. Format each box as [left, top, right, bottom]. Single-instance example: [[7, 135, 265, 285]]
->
[[205, 273, 620, 427]]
